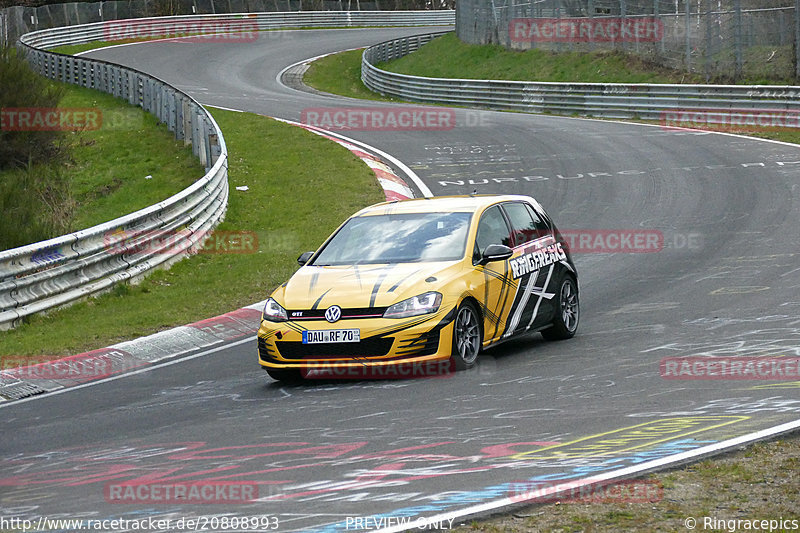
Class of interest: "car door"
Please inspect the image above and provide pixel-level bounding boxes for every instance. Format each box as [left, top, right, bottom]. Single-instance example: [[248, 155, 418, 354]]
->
[[500, 201, 563, 337], [472, 204, 517, 346]]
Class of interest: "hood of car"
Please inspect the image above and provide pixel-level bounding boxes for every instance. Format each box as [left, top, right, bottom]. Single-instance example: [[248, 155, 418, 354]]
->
[[277, 262, 459, 311]]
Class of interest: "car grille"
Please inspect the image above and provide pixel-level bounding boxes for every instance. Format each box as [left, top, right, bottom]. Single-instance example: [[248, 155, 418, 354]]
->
[[286, 307, 388, 321], [275, 337, 395, 360]]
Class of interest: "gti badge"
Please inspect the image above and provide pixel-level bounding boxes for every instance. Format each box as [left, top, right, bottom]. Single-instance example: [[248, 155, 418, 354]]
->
[[325, 305, 342, 323]]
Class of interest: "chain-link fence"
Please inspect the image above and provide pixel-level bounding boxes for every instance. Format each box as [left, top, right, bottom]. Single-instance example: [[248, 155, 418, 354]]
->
[[1, 0, 407, 46], [457, 0, 799, 82]]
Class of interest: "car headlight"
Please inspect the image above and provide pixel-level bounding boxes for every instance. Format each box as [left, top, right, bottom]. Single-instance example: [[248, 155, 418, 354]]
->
[[263, 298, 288, 322], [383, 292, 443, 319]]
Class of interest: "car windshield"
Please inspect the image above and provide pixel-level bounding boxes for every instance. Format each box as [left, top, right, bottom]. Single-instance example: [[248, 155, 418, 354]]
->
[[311, 212, 473, 265]]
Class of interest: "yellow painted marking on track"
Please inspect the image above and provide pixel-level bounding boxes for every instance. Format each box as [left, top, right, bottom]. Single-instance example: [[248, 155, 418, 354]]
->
[[512, 416, 750, 460], [747, 381, 800, 390]]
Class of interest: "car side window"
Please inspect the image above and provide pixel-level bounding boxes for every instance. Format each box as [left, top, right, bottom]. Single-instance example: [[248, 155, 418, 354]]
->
[[503, 202, 549, 246], [526, 203, 552, 232], [475, 205, 512, 260]]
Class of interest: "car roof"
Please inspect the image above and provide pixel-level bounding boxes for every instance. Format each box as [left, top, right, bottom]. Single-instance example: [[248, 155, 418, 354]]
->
[[353, 195, 539, 216]]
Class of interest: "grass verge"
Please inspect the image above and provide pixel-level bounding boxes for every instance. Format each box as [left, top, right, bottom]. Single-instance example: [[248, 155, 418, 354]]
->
[[303, 38, 800, 147], [377, 33, 795, 85], [0, 107, 383, 359], [62, 84, 202, 230], [0, 82, 201, 250], [304, 48, 395, 101], [379, 33, 703, 84], [456, 431, 800, 532]]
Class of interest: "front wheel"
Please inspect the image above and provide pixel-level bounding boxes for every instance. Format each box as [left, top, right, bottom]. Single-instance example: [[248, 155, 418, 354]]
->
[[265, 367, 304, 384], [451, 300, 482, 370], [541, 276, 579, 341]]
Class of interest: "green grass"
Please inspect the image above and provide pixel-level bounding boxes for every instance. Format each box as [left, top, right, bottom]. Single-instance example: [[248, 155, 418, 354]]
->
[[304, 49, 395, 101], [304, 37, 800, 147], [61, 85, 202, 230], [0, 107, 383, 358], [0, 83, 201, 250], [302, 35, 698, 101], [379, 33, 701, 84], [306, 34, 799, 100]]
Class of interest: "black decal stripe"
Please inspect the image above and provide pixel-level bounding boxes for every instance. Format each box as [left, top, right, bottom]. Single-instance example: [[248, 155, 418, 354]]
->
[[284, 322, 307, 333], [481, 303, 500, 325], [525, 264, 555, 329], [492, 261, 512, 339], [370, 313, 439, 336], [311, 289, 332, 310], [370, 268, 392, 308], [387, 269, 421, 293], [482, 269, 490, 319], [501, 269, 534, 337]]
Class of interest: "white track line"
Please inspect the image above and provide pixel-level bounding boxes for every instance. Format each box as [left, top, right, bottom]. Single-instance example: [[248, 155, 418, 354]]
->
[[0, 336, 253, 410]]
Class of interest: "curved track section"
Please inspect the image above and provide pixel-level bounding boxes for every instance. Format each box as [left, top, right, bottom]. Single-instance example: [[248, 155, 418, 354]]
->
[[2, 27, 800, 531]]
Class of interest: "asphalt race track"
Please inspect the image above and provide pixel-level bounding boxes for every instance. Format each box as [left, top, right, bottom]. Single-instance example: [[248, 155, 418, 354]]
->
[[2, 27, 800, 532]]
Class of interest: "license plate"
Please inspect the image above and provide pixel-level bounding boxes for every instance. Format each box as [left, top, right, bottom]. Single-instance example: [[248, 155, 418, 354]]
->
[[302, 329, 360, 344]]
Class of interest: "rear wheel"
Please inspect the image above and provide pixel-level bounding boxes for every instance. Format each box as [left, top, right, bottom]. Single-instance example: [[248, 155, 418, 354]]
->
[[265, 367, 304, 384], [541, 275, 579, 340], [451, 300, 482, 370]]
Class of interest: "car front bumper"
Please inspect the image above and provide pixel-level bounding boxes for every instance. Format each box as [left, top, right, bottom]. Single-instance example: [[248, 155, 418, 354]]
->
[[257, 306, 456, 370]]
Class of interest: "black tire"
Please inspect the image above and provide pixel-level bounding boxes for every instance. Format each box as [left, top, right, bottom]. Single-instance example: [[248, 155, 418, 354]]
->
[[265, 367, 304, 384], [450, 300, 482, 370], [541, 275, 579, 341]]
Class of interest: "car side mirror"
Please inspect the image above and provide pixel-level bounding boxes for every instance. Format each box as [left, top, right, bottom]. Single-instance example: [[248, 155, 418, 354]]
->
[[297, 251, 314, 266], [480, 244, 513, 265]]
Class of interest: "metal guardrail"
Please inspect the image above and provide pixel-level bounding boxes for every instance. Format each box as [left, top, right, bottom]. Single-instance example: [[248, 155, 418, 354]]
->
[[20, 11, 455, 49], [0, 43, 228, 331], [0, 11, 454, 330], [362, 31, 800, 122]]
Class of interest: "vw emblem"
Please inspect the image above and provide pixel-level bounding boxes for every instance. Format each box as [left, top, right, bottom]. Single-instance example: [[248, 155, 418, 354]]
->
[[324, 305, 342, 323]]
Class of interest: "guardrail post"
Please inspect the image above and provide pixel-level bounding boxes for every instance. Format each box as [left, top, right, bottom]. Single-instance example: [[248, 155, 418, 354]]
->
[[167, 91, 177, 135], [733, 0, 742, 82], [796, 0, 800, 79], [704, 0, 712, 82], [182, 99, 191, 145], [685, 0, 691, 73], [209, 131, 220, 168]]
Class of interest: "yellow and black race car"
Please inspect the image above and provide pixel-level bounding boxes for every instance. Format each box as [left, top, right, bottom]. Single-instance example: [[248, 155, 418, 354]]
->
[[258, 195, 578, 382]]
